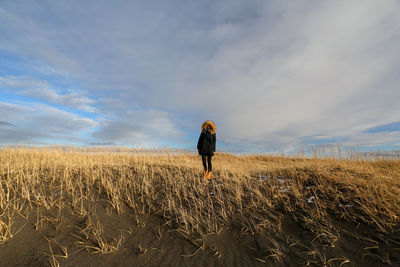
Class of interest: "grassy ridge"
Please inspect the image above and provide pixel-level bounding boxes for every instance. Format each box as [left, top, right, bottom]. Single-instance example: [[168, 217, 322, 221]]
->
[[1, 146, 400, 266]]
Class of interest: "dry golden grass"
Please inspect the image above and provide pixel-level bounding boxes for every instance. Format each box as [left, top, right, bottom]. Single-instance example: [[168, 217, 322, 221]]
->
[[0, 146, 399, 266]]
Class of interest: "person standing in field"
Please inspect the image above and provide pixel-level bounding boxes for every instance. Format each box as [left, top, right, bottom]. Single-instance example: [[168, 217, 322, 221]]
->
[[197, 120, 216, 179]]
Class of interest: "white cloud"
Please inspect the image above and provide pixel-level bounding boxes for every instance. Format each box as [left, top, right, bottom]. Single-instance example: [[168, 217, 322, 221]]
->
[[343, 131, 400, 148], [0, 101, 98, 144], [92, 109, 183, 147], [0, 76, 96, 112], [0, 121, 16, 127], [20, 87, 96, 113], [0, 76, 48, 89], [168, 1, 400, 150]]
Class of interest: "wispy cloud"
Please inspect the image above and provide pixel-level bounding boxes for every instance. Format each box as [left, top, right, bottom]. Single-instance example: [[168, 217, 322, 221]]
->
[[92, 109, 183, 147], [364, 121, 400, 134], [0, 101, 98, 144], [19, 87, 96, 113], [0, 121, 16, 127], [0, 76, 96, 112]]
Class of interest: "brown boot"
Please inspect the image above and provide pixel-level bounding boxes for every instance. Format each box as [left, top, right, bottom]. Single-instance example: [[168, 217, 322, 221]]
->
[[207, 171, 212, 179], [203, 170, 208, 179]]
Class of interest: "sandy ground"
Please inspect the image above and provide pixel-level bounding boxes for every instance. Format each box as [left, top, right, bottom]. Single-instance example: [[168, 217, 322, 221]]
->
[[1, 149, 400, 266], [1, 195, 399, 267]]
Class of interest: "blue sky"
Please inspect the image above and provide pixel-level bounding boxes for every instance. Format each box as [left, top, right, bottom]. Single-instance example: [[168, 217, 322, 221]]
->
[[1, 0, 400, 153]]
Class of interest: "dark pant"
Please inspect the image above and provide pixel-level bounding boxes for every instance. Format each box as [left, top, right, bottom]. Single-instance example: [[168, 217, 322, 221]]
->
[[202, 155, 212, 172]]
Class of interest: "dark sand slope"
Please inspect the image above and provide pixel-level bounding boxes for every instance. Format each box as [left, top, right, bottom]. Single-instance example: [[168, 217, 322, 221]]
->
[[1, 148, 400, 266], [1, 191, 399, 266], [1, 205, 399, 266]]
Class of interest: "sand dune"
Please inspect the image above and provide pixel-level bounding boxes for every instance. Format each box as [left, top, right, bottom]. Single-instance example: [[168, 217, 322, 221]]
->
[[1, 147, 399, 266]]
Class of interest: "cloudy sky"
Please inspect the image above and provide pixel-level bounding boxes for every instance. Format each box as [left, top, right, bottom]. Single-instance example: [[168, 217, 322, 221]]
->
[[1, 0, 400, 152]]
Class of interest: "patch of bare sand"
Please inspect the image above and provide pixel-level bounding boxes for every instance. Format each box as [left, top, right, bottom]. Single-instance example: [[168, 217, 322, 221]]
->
[[1, 200, 399, 266], [0, 203, 268, 266]]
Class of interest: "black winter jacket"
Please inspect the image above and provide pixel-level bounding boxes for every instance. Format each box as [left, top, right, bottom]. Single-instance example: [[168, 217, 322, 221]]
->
[[197, 131, 216, 156]]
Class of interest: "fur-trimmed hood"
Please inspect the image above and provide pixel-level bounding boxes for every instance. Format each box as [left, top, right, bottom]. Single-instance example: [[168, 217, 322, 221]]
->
[[201, 120, 216, 134]]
